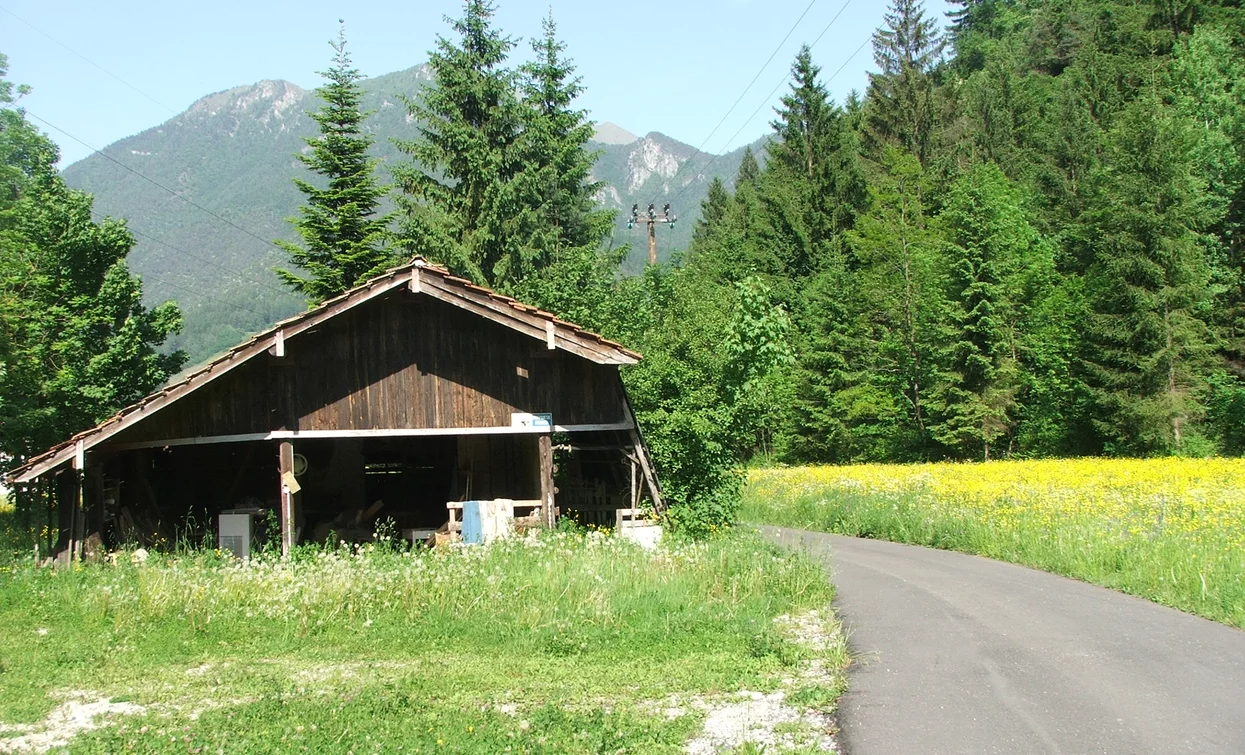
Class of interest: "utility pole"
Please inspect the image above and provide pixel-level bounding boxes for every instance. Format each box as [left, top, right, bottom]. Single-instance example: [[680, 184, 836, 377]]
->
[[628, 202, 677, 265]]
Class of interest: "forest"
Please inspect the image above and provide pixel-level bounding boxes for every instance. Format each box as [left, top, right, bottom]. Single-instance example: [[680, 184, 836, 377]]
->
[[4, 0, 1245, 534]]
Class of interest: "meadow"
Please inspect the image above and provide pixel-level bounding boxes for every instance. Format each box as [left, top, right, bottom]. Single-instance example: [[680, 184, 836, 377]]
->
[[742, 458, 1245, 629], [0, 530, 846, 754]]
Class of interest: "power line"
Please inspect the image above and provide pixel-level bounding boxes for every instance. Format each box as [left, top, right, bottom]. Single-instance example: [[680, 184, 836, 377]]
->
[[91, 211, 291, 297], [138, 269, 282, 324], [83, 214, 289, 324], [25, 110, 295, 275], [668, 10, 869, 209], [0, 4, 179, 115], [642, 0, 824, 210]]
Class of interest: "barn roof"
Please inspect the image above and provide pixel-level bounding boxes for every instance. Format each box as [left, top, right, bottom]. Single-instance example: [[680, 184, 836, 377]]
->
[[6, 257, 641, 484]]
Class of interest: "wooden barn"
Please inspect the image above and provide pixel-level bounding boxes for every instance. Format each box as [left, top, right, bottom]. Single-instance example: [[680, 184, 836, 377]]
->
[[6, 257, 662, 558]]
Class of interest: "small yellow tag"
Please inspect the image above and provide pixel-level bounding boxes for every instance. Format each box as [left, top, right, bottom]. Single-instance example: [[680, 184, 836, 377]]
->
[[281, 470, 301, 494]]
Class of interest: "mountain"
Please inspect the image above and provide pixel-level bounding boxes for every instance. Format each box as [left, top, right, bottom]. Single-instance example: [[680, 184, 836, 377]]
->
[[61, 65, 766, 365], [591, 122, 639, 145]]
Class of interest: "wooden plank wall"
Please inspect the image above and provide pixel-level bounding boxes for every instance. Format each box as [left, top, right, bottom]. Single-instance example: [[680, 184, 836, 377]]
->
[[109, 292, 629, 445], [457, 435, 540, 501]]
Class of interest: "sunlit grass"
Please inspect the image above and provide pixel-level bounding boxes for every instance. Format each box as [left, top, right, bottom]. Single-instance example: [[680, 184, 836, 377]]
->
[[742, 459, 1245, 629], [0, 531, 842, 753]]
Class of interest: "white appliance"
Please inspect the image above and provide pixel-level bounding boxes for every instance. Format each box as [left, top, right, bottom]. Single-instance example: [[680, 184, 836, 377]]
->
[[218, 513, 253, 559]]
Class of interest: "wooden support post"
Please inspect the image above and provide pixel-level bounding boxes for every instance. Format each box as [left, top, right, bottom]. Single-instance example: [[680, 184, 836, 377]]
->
[[538, 434, 555, 528], [73, 441, 85, 560], [279, 441, 295, 558], [630, 456, 640, 511], [53, 469, 79, 563], [629, 429, 664, 513], [648, 217, 658, 266]]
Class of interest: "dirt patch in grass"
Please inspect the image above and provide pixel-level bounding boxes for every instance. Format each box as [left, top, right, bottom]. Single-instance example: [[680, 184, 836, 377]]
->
[[0, 693, 144, 754], [674, 609, 848, 754]]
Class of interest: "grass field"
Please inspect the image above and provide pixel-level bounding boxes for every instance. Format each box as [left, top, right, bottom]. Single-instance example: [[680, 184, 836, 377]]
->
[[741, 458, 1245, 629], [0, 530, 846, 753]]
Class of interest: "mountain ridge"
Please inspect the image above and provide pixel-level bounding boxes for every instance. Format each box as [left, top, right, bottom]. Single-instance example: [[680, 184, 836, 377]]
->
[[62, 64, 767, 364]]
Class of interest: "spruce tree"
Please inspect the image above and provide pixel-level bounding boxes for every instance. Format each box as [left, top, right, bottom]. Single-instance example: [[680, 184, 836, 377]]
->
[[761, 48, 868, 460], [729, 148, 776, 276], [764, 46, 865, 280], [505, 13, 618, 326], [736, 145, 761, 188], [866, 0, 945, 165], [686, 151, 781, 286], [946, 0, 1000, 39], [276, 25, 393, 304], [392, 0, 520, 286], [692, 177, 730, 248], [930, 162, 1056, 460], [849, 148, 947, 458], [1081, 97, 1219, 454]]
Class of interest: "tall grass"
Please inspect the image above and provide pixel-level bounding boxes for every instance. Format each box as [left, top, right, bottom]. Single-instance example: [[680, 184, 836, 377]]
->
[[742, 460, 1245, 629], [0, 531, 839, 753]]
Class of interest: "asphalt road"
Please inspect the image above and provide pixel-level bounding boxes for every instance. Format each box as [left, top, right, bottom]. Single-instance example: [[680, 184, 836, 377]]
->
[[762, 526, 1245, 755]]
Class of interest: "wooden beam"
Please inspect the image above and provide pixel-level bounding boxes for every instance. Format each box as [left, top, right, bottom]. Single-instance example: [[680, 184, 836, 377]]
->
[[538, 434, 555, 528], [279, 441, 295, 558], [98, 423, 639, 452], [101, 433, 272, 452], [409, 266, 422, 293], [270, 329, 286, 357], [265, 423, 634, 440], [55, 470, 75, 564], [418, 276, 635, 364], [545, 320, 556, 350], [623, 383, 664, 513], [629, 428, 663, 513]]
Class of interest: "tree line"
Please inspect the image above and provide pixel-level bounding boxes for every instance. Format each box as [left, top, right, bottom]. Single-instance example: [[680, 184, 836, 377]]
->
[[4, 0, 1245, 535], [640, 0, 1245, 529]]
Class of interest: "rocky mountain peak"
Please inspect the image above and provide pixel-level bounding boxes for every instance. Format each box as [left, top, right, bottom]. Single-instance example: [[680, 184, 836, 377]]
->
[[185, 80, 308, 126], [626, 134, 687, 192]]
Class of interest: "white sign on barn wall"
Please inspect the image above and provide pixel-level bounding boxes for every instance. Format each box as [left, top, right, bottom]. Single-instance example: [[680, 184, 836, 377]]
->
[[511, 412, 553, 429]]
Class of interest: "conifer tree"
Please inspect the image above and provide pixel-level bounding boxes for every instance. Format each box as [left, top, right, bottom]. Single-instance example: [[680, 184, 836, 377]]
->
[[866, 0, 945, 164], [849, 148, 947, 458], [729, 148, 775, 276], [736, 145, 761, 188], [760, 48, 868, 460], [687, 151, 780, 286], [764, 47, 865, 280], [692, 177, 730, 249], [781, 260, 863, 462], [946, 0, 1000, 39], [276, 25, 393, 304], [505, 13, 618, 325], [1081, 97, 1219, 454], [930, 162, 1055, 460], [393, 0, 520, 286]]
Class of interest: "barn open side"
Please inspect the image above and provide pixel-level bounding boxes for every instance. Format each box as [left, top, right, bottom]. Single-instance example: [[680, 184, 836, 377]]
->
[[5, 258, 663, 559]]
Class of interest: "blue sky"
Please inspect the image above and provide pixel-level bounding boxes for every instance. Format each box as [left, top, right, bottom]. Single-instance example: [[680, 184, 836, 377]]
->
[[2, 0, 953, 167]]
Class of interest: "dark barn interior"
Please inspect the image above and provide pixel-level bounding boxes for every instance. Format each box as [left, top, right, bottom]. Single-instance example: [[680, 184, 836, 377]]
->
[[9, 259, 662, 558]]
